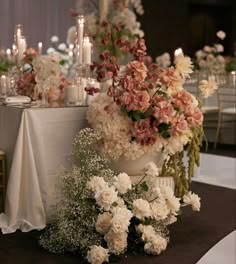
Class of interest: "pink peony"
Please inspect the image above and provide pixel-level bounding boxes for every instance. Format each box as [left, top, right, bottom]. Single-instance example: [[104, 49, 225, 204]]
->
[[173, 90, 195, 111]]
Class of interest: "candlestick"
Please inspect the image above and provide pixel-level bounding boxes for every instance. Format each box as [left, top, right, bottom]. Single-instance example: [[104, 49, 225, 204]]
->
[[76, 15, 85, 65], [38, 42, 42, 55]]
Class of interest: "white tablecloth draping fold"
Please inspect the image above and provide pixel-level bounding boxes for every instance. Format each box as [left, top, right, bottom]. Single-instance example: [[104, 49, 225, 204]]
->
[[0, 106, 88, 233]]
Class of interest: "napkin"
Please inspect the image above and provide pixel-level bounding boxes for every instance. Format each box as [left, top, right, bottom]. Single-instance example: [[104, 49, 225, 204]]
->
[[4, 95, 31, 104]]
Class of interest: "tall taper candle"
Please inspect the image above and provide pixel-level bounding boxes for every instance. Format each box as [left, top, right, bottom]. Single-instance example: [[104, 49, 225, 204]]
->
[[76, 15, 85, 65]]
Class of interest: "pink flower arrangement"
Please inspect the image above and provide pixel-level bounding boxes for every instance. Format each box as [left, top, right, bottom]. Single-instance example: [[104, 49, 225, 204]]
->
[[89, 36, 203, 153]]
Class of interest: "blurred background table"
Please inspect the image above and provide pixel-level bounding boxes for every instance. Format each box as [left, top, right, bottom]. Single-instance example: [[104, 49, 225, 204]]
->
[[0, 104, 88, 233]]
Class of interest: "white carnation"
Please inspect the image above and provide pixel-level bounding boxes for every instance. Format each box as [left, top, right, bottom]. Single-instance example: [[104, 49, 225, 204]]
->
[[111, 215, 130, 234], [87, 176, 108, 193], [132, 199, 152, 220], [144, 235, 167, 255], [151, 201, 170, 221], [139, 224, 156, 242], [105, 230, 127, 255], [96, 212, 112, 234], [183, 191, 201, 211], [113, 173, 132, 194], [87, 245, 109, 264], [95, 186, 118, 211]]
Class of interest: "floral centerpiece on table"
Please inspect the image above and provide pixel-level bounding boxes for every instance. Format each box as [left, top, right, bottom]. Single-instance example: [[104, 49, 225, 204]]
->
[[67, 0, 144, 63], [16, 48, 69, 103], [194, 30, 226, 75], [40, 128, 201, 264], [86, 26, 204, 196]]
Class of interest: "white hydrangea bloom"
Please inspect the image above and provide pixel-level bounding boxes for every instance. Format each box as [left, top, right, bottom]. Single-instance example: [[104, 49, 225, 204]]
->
[[144, 162, 159, 177], [87, 245, 109, 264], [113, 173, 132, 194], [183, 191, 201, 211]]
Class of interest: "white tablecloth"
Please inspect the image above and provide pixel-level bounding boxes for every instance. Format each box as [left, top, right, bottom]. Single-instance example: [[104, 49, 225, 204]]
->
[[0, 106, 88, 233]]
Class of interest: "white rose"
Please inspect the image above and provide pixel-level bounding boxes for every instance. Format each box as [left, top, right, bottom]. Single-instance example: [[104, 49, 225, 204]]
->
[[87, 245, 109, 264], [87, 176, 108, 193], [144, 235, 167, 255], [57, 43, 67, 51], [132, 199, 152, 220], [203, 45, 212, 53], [51, 35, 59, 43], [105, 230, 127, 255], [95, 187, 118, 211], [96, 212, 112, 234], [113, 173, 132, 194], [216, 30, 226, 40], [215, 44, 224, 53], [183, 191, 201, 211], [151, 201, 170, 221]]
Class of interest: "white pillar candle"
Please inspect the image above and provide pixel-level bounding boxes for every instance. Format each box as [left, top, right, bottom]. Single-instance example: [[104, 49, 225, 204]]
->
[[18, 36, 27, 63], [83, 37, 92, 65], [76, 15, 85, 64], [0, 75, 8, 97], [38, 42, 42, 55], [6, 49, 11, 61], [65, 84, 79, 104], [99, 0, 108, 23]]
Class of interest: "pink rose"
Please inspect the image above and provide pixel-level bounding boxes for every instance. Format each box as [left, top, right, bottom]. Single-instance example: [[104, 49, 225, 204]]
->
[[127, 60, 147, 82], [173, 90, 195, 111]]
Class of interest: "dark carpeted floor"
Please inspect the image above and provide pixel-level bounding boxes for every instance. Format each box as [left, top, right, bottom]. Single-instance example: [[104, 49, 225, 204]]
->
[[0, 144, 235, 264]]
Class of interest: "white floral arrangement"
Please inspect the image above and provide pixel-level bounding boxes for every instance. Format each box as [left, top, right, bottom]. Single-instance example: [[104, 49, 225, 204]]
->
[[195, 30, 226, 75], [39, 128, 201, 264]]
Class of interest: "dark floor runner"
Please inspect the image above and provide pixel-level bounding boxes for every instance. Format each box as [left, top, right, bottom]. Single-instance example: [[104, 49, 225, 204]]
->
[[0, 182, 235, 264]]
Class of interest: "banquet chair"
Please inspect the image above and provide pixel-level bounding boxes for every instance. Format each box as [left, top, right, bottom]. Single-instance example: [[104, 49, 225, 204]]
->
[[214, 81, 236, 148], [0, 150, 6, 212]]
